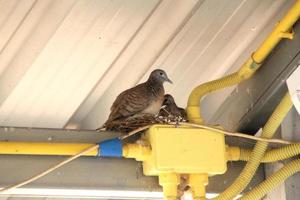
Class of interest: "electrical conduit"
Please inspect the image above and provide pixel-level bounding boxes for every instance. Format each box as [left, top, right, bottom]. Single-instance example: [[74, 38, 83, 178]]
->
[[213, 92, 293, 200], [227, 144, 300, 163], [238, 143, 300, 163], [240, 159, 300, 200]]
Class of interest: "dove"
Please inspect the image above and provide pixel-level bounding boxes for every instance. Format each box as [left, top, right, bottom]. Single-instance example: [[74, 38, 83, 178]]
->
[[103, 69, 172, 130], [159, 94, 187, 120]]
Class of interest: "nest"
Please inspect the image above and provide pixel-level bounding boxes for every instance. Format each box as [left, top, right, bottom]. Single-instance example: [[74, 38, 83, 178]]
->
[[104, 113, 186, 133]]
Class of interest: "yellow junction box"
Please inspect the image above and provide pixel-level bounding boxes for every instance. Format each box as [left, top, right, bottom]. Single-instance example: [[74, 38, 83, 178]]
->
[[142, 125, 227, 176]]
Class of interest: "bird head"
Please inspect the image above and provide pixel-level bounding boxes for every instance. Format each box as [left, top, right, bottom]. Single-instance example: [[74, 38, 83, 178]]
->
[[149, 69, 173, 84], [163, 94, 175, 106]]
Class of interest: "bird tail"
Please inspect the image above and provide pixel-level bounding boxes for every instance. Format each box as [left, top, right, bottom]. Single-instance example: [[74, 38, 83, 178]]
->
[[96, 119, 113, 132], [95, 125, 105, 132], [96, 121, 109, 132]]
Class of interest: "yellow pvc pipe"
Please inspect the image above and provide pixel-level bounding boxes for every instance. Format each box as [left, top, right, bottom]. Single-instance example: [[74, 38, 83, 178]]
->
[[187, 71, 254, 124], [240, 159, 300, 200], [158, 173, 180, 200], [253, 0, 300, 63], [122, 143, 151, 161], [0, 142, 98, 156], [214, 92, 293, 200], [187, 0, 300, 124], [0, 142, 153, 158], [227, 144, 300, 163], [189, 174, 208, 200]]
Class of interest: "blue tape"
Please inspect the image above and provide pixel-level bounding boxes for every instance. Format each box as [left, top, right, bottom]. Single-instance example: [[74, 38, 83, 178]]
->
[[98, 138, 123, 157]]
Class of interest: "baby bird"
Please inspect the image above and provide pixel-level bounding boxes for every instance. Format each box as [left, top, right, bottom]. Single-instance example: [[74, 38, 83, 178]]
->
[[103, 69, 172, 131], [159, 94, 187, 120]]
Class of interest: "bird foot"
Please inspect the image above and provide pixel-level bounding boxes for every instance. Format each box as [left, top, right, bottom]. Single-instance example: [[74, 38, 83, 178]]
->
[[174, 120, 180, 128]]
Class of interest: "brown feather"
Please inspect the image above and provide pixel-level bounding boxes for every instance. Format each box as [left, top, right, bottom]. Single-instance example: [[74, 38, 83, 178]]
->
[[102, 69, 172, 132], [108, 84, 152, 122], [159, 94, 187, 121]]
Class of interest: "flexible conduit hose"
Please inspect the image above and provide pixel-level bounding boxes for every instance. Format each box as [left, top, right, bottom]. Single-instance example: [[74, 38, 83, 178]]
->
[[213, 93, 293, 200], [239, 143, 300, 163], [187, 69, 255, 124], [240, 159, 300, 200]]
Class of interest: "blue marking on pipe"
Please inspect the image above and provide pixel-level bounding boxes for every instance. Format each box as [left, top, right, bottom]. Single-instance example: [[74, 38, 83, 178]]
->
[[98, 138, 122, 157]]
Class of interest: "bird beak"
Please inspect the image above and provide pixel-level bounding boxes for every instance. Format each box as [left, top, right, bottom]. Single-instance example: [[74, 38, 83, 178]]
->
[[166, 77, 173, 84]]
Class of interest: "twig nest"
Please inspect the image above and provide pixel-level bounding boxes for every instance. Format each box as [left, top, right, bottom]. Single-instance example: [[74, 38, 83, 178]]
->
[[105, 113, 187, 133]]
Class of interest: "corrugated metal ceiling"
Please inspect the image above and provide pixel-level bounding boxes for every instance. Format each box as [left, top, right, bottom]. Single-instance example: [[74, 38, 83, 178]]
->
[[0, 0, 294, 129]]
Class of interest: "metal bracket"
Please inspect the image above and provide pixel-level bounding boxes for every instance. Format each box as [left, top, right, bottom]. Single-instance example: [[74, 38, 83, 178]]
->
[[279, 29, 295, 40]]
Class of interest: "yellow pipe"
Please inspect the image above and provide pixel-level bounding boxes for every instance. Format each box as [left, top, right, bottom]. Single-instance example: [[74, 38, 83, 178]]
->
[[187, 71, 254, 124], [0, 142, 98, 156], [188, 174, 208, 200], [214, 92, 293, 200], [226, 146, 241, 161], [253, 0, 300, 63], [240, 159, 300, 200], [227, 144, 300, 162], [187, 0, 300, 124], [158, 173, 180, 200], [122, 143, 151, 161]]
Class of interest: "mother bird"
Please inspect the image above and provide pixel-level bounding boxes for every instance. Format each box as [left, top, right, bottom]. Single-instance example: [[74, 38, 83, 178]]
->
[[103, 69, 172, 131]]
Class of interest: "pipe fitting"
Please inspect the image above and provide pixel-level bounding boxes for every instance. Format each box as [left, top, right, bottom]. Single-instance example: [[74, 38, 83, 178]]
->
[[159, 173, 180, 200], [188, 174, 208, 200], [279, 30, 295, 39], [226, 146, 241, 161], [122, 143, 151, 161]]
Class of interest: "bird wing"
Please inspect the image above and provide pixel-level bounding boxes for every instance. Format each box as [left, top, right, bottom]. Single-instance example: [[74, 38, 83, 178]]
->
[[108, 84, 151, 121], [179, 107, 187, 119]]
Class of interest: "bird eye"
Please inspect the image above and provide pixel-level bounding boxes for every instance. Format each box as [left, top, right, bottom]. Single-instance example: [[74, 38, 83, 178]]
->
[[160, 72, 163, 76]]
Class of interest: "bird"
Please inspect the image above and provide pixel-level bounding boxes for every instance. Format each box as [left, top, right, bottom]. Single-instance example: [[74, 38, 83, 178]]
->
[[102, 69, 172, 132], [159, 94, 187, 120]]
